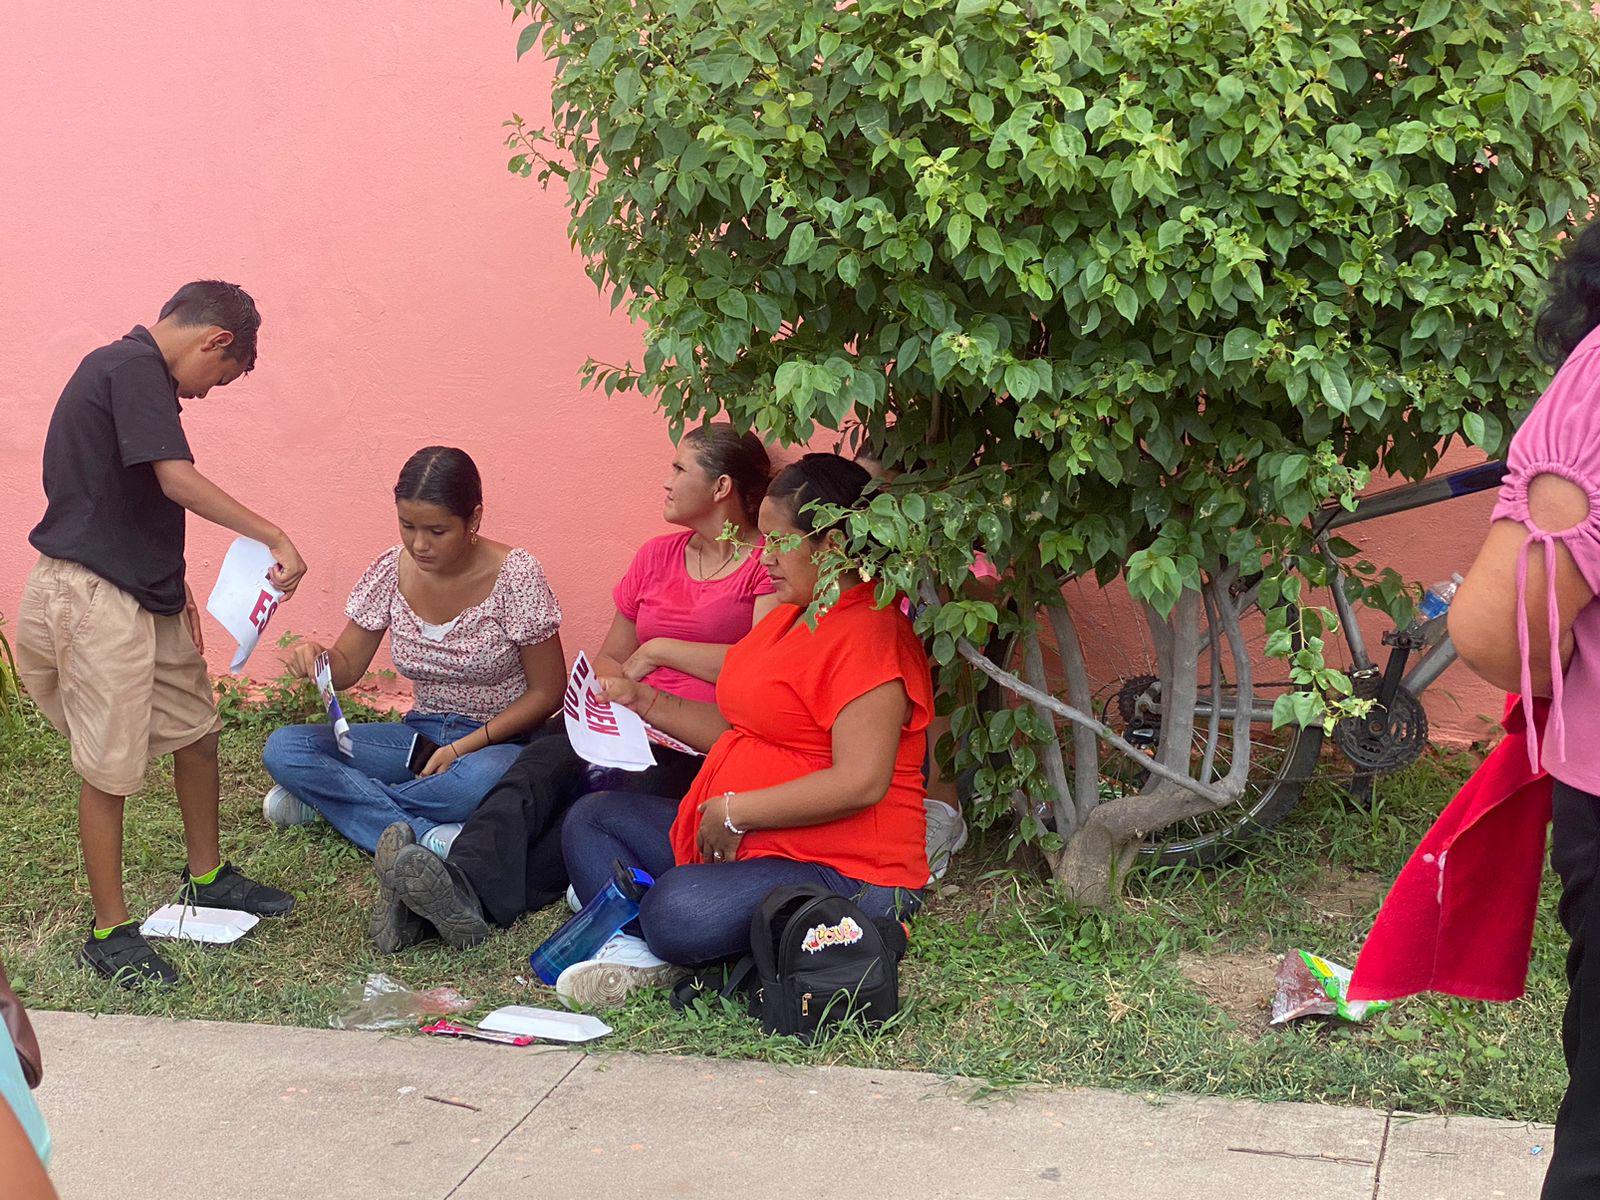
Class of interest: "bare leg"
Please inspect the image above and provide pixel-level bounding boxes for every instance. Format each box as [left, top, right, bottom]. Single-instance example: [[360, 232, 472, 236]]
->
[[79, 782, 130, 928], [173, 731, 222, 878]]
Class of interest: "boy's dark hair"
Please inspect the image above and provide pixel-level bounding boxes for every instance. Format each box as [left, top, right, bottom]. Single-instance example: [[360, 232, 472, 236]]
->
[[767, 453, 872, 537], [683, 423, 771, 522], [394, 447, 484, 521], [159, 281, 261, 372]]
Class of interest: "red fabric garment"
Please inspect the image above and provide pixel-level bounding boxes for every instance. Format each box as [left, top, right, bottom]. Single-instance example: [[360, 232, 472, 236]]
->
[[1348, 696, 1552, 1003], [668, 583, 934, 889]]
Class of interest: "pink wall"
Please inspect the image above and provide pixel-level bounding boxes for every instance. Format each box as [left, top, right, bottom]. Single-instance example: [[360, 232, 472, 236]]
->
[[0, 2, 676, 700], [0, 4, 1503, 741]]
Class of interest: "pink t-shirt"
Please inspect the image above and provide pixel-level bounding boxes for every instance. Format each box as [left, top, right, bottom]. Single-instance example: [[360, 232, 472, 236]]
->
[[347, 546, 562, 723], [613, 531, 773, 703], [1492, 323, 1600, 790]]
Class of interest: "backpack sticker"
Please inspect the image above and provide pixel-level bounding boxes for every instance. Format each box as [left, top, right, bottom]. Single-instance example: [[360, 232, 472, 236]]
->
[[801, 916, 864, 955]]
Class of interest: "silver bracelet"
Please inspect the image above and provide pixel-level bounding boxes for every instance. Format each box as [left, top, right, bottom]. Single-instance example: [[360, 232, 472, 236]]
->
[[722, 791, 747, 836]]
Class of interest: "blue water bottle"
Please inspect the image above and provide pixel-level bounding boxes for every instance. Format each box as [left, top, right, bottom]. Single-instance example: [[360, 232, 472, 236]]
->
[[529, 860, 654, 985]]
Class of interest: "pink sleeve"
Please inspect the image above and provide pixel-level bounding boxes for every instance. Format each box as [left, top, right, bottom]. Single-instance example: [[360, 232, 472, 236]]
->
[[1489, 346, 1600, 770], [612, 538, 663, 621], [345, 547, 399, 631], [739, 541, 775, 599], [497, 550, 563, 645]]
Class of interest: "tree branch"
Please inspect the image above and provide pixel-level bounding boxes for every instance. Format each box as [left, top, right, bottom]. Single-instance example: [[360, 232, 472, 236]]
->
[[1045, 600, 1101, 826], [1021, 620, 1078, 837], [920, 583, 1229, 806], [1198, 585, 1224, 785]]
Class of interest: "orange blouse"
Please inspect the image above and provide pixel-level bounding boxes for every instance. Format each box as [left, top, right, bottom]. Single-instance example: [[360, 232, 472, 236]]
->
[[668, 582, 935, 889]]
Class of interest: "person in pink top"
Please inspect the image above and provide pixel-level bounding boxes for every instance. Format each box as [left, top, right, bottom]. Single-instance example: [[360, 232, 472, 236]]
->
[[369, 424, 775, 951], [1450, 222, 1600, 1198]]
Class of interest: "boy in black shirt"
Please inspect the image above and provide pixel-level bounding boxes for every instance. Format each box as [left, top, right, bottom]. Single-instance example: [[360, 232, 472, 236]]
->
[[18, 281, 308, 987]]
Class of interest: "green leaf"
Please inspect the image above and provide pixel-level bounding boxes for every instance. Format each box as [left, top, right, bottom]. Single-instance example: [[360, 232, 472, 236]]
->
[[1234, 0, 1269, 34], [615, 67, 641, 109], [1112, 286, 1139, 322], [948, 212, 972, 254], [516, 22, 540, 60], [784, 222, 818, 266], [1315, 363, 1353, 413], [1413, 0, 1450, 31], [1222, 327, 1256, 363]]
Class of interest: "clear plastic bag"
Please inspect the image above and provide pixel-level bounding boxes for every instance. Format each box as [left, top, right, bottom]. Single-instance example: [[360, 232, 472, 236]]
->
[[329, 973, 472, 1031]]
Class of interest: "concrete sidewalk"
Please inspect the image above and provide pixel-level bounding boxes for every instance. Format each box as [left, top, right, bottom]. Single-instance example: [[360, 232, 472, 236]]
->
[[29, 1010, 1549, 1199]]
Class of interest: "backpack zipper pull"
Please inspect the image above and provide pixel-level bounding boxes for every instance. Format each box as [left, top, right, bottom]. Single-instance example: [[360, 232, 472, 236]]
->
[[801, 992, 812, 1017]]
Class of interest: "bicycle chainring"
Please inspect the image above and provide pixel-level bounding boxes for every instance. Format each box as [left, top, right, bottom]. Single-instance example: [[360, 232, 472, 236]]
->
[[1114, 675, 1161, 729], [1332, 678, 1428, 774]]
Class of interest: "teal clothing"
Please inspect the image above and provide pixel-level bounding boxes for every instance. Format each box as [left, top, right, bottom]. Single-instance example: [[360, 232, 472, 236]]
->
[[0, 1020, 50, 1166]]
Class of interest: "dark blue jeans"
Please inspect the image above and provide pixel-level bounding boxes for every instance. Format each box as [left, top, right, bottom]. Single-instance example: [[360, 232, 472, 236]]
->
[[561, 791, 922, 967]]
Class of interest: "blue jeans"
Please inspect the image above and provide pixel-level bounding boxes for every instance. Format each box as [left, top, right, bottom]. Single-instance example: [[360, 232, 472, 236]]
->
[[561, 791, 923, 966], [262, 712, 524, 853]]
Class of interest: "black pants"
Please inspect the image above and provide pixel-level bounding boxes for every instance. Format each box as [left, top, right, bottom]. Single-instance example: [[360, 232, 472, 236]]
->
[[446, 719, 704, 928], [1545, 781, 1600, 1197]]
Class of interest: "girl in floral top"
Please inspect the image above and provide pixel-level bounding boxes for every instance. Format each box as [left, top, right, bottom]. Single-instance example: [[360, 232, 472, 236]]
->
[[368, 425, 775, 953], [261, 447, 565, 862]]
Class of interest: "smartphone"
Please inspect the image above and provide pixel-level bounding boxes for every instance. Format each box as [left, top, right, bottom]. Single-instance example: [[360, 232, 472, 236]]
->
[[407, 732, 443, 776]]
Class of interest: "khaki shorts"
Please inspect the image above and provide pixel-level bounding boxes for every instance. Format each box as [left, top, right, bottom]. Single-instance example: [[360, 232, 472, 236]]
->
[[15, 556, 221, 796]]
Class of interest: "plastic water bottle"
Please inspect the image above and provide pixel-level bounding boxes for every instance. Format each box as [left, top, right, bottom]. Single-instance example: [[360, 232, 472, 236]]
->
[[528, 860, 654, 985], [1402, 573, 1464, 643]]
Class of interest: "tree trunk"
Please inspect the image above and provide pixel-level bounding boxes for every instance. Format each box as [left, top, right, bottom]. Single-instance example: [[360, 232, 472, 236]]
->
[[1156, 589, 1201, 776]]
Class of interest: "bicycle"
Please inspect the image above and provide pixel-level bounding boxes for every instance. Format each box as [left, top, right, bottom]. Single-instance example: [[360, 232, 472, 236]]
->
[[966, 458, 1509, 867]]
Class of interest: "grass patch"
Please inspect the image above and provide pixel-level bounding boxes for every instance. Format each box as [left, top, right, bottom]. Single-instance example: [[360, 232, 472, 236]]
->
[[0, 696, 1567, 1121]]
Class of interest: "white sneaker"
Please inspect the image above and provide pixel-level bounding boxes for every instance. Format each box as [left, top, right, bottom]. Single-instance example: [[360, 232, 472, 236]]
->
[[554, 933, 681, 1010], [420, 823, 463, 858], [262, 785, 320, 828], [924, 797, 968, 882], [565, 885, 582, 914]]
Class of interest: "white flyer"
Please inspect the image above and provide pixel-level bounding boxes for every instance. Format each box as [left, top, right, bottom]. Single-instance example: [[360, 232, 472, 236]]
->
[[314, 651, 354, 756], [204, 537, 284, 672], [563, 652, 655, 771]]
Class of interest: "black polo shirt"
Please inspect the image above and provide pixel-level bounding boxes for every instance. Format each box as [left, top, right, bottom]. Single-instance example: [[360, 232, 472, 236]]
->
[[29, 326, 193, 615]]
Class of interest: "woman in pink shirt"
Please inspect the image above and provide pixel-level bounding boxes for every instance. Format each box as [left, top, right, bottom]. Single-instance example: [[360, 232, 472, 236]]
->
[[369, 424, 774, 951], [1451, 222, 1600, 1198]]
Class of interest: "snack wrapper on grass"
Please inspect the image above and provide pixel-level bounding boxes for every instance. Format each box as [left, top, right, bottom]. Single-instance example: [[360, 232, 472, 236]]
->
[[1271, 950, 1391, 1024]]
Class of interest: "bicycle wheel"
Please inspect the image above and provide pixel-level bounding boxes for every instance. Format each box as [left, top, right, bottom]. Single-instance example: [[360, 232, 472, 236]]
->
[[962, 580, 1323, 868]]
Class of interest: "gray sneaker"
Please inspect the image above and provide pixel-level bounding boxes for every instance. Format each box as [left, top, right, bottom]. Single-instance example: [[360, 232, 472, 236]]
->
[[262, 785, 320, 828], [924, 798, 968, 882]]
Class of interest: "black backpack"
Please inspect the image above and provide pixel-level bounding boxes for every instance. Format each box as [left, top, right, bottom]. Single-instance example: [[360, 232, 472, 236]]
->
[[673, 884, 907, 1042]]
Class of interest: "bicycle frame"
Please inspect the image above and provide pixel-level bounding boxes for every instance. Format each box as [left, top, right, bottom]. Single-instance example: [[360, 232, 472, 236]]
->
[[1137, 460, 1509, 730], [1315, 459, 1506, 700]]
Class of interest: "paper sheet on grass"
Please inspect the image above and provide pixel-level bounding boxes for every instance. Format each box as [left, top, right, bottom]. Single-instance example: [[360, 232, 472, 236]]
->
[[205, 537, 284, 671], [477, 1005, 612, 1043], [314, 651, 354, 756], [563, 652, 655, 771], [141, 904, 260, 945]]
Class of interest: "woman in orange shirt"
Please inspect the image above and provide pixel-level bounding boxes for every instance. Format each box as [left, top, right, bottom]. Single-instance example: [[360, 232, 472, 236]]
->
[[551, 453, 934, 1008]]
